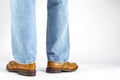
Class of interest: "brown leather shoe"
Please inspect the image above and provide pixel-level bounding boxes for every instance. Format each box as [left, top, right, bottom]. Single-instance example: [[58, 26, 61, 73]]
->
[[6, 61, 36, 76], [46, 61, 78, 73]]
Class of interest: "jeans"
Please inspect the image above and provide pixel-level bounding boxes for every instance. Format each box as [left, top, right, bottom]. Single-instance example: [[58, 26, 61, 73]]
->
[[11, 0, 70, 64]]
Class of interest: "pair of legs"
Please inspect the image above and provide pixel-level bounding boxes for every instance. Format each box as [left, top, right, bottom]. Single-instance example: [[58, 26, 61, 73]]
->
[[11, 0, 69, 64], [7, 0, 78, 76]]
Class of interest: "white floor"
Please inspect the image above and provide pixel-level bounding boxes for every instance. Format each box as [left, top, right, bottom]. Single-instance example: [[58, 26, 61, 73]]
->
[[0, 60, 120, 80]]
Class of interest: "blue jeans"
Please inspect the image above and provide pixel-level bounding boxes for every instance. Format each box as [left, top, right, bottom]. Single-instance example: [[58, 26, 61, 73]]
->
[[11, 0, 70, 64]]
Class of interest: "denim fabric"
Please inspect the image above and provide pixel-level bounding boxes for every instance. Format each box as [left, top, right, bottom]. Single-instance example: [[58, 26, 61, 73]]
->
[[11, 0, 70, 64]]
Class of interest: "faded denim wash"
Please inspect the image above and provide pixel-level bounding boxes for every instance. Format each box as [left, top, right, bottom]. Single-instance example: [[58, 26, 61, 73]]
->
[[11, 0, 70, 64]]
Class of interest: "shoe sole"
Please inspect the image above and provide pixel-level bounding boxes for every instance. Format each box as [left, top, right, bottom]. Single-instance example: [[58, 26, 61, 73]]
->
[[6, 65, 36, 76], [46, 66, 78, 73]]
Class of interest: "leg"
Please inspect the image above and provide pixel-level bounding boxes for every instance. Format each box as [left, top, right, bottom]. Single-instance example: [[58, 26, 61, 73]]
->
[[46, 0, 78, 73], [47, 0, 70, 63], [11, 0, 37, 64], [6, 0, 37, 76]]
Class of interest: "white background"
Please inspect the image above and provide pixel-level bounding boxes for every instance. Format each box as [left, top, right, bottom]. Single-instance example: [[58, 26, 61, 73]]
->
[[0, 0, 120, 80]]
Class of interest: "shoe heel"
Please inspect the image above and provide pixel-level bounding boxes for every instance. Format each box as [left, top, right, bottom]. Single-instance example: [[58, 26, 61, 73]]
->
[[46, 67, 62, 73], [18, 70, 36, 76]]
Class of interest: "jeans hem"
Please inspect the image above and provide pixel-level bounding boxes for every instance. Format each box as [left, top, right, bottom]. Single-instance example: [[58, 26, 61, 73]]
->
[[48, 59, 68, 63], [15, 59, 36, 64]]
